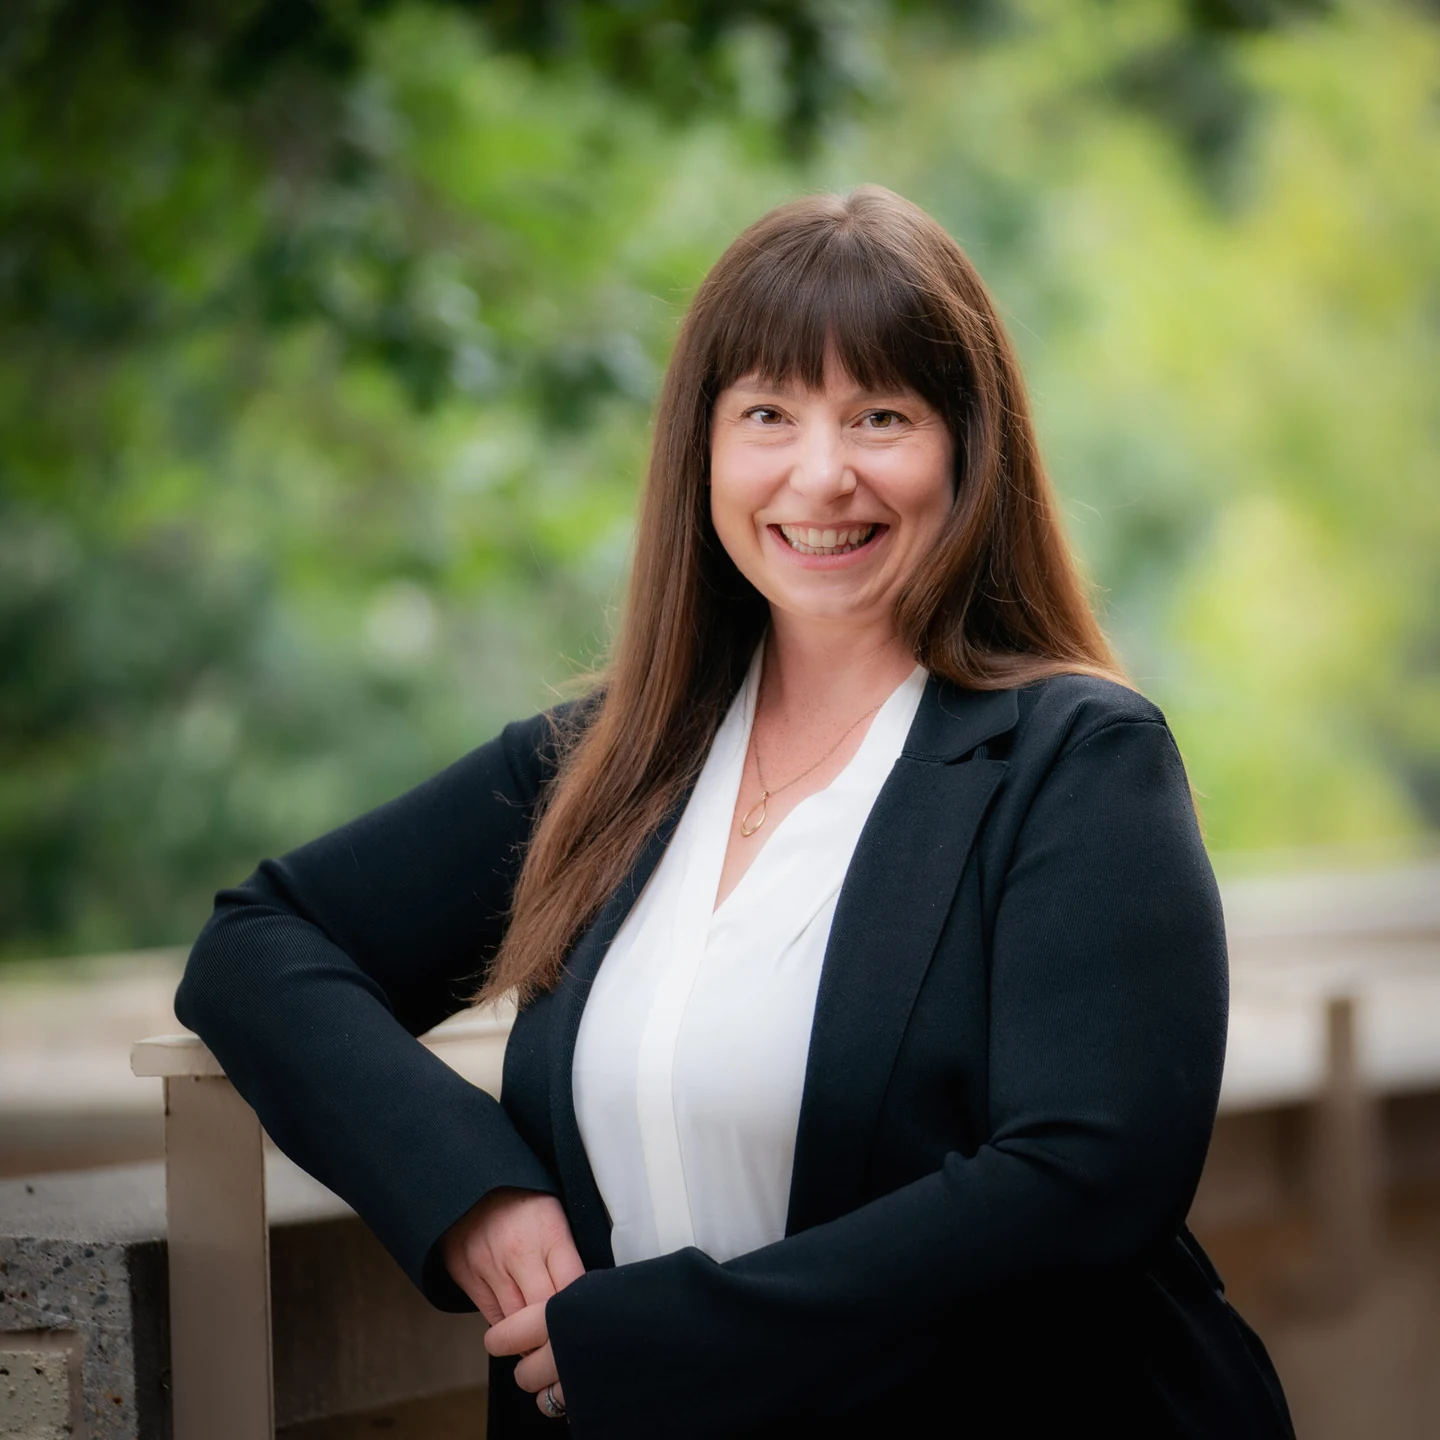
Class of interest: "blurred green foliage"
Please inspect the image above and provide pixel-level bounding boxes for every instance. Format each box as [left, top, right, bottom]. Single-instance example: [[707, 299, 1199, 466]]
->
[[1, 0, 1435, 960]]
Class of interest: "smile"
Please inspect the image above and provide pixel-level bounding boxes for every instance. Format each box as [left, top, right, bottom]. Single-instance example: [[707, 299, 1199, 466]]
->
[[775, 523, 882, 557]]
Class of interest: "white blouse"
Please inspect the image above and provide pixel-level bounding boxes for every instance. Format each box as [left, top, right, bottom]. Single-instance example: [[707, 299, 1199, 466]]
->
[[571, 639, 929, 1266]]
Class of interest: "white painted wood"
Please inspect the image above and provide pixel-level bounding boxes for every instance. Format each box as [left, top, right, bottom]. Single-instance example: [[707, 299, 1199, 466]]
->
[[131, 1034, 225, 1078], [129, 1010, 514, 1439], [130, 1008, 512, 1084], [164, 1074, 273, 1440]]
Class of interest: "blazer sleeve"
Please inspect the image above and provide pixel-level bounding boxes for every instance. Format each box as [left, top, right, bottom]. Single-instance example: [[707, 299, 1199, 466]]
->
[[544, 715, 1230, 1438], [173, 703, 580, 1312]]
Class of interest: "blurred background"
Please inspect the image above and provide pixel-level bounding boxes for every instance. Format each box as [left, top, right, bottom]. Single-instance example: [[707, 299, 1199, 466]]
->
[[1, 0, 1437, 1436], [3, 0, 1438, 961]]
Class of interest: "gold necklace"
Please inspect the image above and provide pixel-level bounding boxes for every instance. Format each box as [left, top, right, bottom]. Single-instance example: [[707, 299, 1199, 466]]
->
[[738, 695, 885, 838]]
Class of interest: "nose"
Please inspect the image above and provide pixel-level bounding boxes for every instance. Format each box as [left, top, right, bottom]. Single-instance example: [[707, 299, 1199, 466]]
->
[[787, 420, 856, 503]]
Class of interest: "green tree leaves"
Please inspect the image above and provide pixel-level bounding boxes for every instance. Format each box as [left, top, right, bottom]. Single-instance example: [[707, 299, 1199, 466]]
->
[[1, 0, 1434, 957]]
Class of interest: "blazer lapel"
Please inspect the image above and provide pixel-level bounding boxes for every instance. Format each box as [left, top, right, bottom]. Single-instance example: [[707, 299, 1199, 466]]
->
[[546, 787, 696, 1268], [785, 675, 1017, 1236]]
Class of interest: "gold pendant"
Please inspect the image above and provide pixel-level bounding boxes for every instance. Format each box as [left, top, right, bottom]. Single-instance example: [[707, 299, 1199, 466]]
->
[[739, 790, 770, 837]]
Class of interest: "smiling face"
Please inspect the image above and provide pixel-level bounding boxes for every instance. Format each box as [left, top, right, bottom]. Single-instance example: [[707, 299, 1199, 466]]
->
[[709, 345, 956, 643]]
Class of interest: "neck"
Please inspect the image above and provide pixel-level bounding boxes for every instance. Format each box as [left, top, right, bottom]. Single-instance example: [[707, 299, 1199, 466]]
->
[[760, 609, 918, 720]]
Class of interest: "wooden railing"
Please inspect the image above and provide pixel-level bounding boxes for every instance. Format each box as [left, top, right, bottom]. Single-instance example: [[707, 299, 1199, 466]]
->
[[130, 1015, 509, 1440]]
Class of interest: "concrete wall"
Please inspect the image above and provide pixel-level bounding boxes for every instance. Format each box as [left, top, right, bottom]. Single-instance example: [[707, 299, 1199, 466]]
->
[[0, 1154, 492, 1440]]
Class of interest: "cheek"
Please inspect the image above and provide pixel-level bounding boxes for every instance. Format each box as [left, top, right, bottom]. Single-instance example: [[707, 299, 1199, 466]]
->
[[708, 445, 768, 545], [881, 443, 955, 531], [707, 463, 742, 545], [920, 438, 958, 527], [707, 485, 753, 585]]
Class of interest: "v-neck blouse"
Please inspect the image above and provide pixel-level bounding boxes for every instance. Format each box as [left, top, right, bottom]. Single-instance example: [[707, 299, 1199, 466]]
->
[[571, 641, 929, 1266]]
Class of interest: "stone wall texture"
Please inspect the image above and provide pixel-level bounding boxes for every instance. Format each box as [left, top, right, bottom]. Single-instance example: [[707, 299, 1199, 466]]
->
[[0, 1163, 171, 1440]]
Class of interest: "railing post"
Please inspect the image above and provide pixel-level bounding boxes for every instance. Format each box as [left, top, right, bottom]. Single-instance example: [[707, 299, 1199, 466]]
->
[[1308, 992, 1381, 1310], [164, 1072, 274, 1440], [131, 1013, 509, 1436], [133, 1036, 276, 1440]]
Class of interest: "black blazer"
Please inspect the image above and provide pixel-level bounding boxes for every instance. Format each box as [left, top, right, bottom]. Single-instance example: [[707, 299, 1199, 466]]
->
[[175, 670, 1295, 1439]]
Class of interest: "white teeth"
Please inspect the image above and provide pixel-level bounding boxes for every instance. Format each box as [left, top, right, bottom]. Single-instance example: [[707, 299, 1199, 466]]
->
[[777, 523, 878, 556]]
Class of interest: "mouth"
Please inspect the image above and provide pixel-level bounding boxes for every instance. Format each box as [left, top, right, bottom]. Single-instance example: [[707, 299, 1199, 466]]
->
[[773, 522, 885, 557]]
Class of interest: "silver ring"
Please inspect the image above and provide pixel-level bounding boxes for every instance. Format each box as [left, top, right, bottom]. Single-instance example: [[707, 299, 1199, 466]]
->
[[542, 1383, 566, 1418]]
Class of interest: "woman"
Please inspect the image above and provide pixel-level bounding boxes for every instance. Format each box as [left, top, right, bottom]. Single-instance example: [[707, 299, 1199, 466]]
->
[[175, 185, 1294, 1438]]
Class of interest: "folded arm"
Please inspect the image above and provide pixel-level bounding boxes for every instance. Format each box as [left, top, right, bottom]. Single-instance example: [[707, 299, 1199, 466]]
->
[[174, 705, 577, 1310]]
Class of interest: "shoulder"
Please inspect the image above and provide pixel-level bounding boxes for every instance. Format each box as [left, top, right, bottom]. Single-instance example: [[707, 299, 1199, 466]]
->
[[497, 686, 606, 802], [1007, 671, 1173, 772], [985, 674, 1201, 857]]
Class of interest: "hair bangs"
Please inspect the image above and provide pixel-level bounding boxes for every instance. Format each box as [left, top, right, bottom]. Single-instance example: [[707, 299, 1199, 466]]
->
[[702, 225, 963, 414]]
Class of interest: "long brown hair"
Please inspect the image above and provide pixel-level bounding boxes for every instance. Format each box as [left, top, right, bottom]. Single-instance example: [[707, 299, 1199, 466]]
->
[[474, 184, 1127, 1007]]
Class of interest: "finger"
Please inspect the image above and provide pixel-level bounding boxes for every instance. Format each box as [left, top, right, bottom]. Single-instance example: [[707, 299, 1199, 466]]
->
[[484, 1301, 549, 1359], [533, 1378, 566, 1423], [508, 1248, 560, 1310], [445, 1237, 511, 1323], [515, 1341, 559, 1395], [446, 1253, 504, 1324], [489, 1269, 527, 1319], [544, 1236, 586, 1293], [469, 1275, 505, 1328]]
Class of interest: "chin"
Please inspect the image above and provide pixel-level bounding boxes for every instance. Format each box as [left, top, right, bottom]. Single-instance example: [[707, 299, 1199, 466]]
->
[[768, 589, 886, 629]]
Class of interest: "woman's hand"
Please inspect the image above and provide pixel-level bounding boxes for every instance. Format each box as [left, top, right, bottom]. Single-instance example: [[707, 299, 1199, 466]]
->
[[441, 1186, 585, 1326], [485, 1299, 564, 1417]]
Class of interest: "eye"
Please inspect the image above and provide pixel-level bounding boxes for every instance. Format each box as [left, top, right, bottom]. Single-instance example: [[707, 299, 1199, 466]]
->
[[861, 409, 906, 430], [742, 405, 786, 425]]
